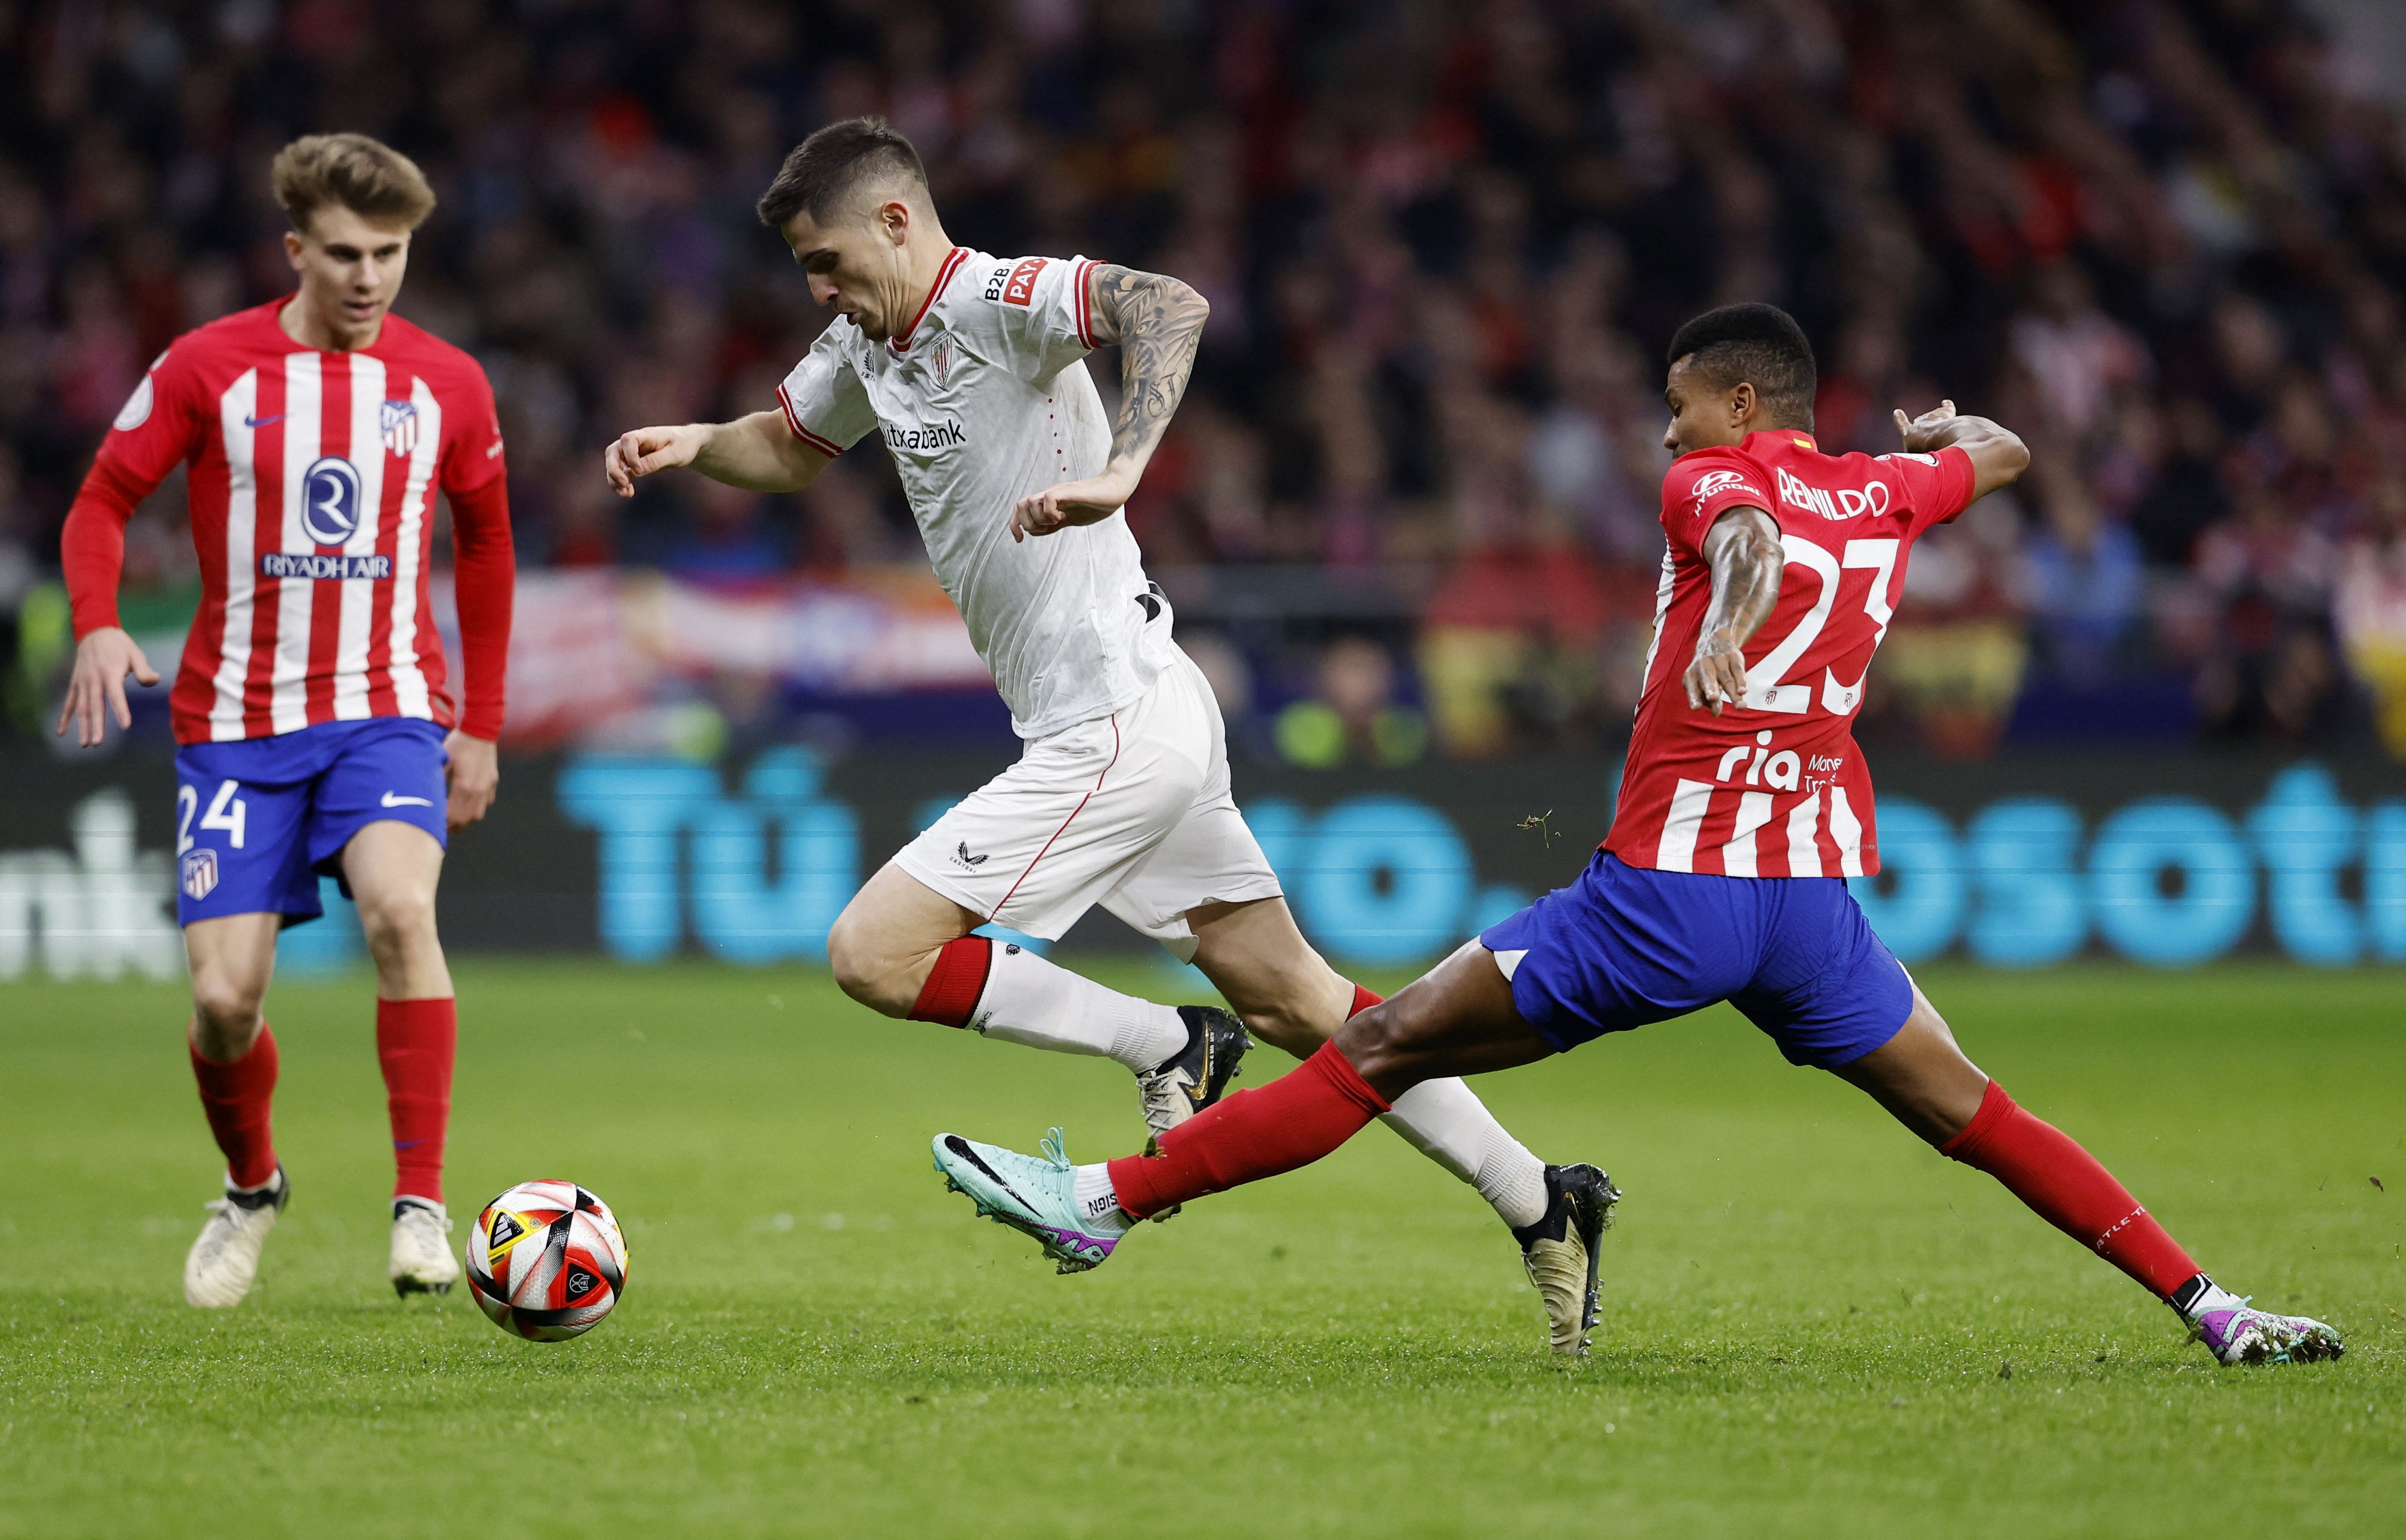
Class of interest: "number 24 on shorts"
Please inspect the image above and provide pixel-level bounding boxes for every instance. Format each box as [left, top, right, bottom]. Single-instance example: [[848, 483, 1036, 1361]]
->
[[178, 779, 249, 851]]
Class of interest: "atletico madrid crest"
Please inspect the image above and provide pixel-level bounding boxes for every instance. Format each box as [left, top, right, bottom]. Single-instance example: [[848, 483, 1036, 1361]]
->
[[380, 398, 419, 457], [181, 848, 219, 901]]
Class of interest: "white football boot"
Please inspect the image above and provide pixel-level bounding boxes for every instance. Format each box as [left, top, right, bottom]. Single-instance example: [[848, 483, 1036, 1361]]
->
[[1131, 1006, 1253, 1223], [2183, 1281, 2344, 1365], [389, 1198, 459, 1296], [183, 1167, 288, 1308], [1133, 1006, 1253, 1145]]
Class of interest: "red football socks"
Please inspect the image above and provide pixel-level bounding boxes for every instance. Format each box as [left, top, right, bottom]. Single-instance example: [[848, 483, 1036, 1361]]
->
[[377, 997, 457, 1203], [1941, 1079, 2201, 1300], [190, 1026, 279, 1190], [909, 935, 993, 1027], [1109, 1041, 1391, 1219], [1349, 983, 1383, 1017]]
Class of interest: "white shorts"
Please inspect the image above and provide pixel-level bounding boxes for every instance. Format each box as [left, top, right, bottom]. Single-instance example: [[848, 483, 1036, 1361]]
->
[[893, 648, 1283, 957]]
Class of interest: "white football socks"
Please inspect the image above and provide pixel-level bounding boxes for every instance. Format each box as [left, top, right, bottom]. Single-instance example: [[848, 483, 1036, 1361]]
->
[[968, 942, 1189, 1072], [1071, 1164, 1133, 1233], [1381, 1079, 1552, 1229]]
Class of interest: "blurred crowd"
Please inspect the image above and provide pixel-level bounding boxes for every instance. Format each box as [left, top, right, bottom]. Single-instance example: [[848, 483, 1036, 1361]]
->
[[4, 0, 2406, 761]]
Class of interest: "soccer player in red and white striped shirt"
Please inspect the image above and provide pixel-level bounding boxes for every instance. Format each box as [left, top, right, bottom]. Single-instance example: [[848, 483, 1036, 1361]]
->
[[55, 134, 514, 1308], [937, 304, 2343, 1367]]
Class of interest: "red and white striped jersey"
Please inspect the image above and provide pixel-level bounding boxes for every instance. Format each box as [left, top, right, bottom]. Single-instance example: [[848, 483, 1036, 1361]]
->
[[1602, 430, 1976, 877], [86, 301, 506, 744]]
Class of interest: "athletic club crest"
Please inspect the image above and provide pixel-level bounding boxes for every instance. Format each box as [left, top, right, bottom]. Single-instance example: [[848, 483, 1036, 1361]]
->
[[380, 398, 419, 457], [181, 848, 219, 901], [929, 338, 953, 386]]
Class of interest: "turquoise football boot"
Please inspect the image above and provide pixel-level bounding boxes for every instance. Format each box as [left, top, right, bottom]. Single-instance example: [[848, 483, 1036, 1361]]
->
[[932, 1128, 1124, 1275]]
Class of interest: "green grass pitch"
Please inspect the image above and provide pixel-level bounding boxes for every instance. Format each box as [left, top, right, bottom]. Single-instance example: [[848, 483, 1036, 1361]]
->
[[3, 959, 2401, 1538]]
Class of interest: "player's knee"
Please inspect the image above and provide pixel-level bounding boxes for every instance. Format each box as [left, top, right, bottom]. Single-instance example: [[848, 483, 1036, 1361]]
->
[[189, 972, 265, 1043], [354, 883, 438, 959], [1334, 999, 1414, 1084], [1229, 985, 1332, 1057], [824, 911, 905, 1013]]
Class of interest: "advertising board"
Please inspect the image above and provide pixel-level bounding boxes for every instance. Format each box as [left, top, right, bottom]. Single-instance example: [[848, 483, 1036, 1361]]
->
[[4, 748, 2399, 978]]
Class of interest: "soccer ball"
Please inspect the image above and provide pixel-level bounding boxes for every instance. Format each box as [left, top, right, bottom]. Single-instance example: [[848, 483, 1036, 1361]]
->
[[463, 1180, 629, 1341]]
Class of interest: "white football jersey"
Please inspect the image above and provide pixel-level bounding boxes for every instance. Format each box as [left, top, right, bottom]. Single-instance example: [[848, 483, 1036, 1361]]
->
[[776, 248, 1177, 739]]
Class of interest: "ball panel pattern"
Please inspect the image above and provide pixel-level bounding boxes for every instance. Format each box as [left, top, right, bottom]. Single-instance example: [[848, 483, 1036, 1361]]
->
[[464, 1181, 628, 1341]]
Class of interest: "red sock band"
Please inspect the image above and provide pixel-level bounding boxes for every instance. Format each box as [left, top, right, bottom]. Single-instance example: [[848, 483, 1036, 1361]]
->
[[1942, 1080, 2200, 1300], [909, 935, 993, 1028], [1107, 1041, 1390, 1219], [1349, 984, 1383, 1017], [377, 997, 457, 1203], [190, 1026, 279, 1190]]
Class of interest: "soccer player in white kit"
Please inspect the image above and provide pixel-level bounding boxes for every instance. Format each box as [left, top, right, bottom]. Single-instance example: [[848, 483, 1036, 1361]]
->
[[606, 119, 1606, 1343]]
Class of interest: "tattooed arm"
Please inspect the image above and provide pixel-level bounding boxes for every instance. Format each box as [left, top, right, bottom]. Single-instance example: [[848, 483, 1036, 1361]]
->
[[1684, 507, 1784, 716], [1009, 264, 1210, 542]]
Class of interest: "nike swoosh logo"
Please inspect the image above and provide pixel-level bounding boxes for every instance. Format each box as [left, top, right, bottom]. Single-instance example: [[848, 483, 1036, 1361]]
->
[[380, 792, 434, 807], [944, 1137, 1037, 1212], [244, 413, 286, 428]]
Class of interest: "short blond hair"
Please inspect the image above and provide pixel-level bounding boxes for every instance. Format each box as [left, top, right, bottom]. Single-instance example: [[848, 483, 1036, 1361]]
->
[[271, 133, 436, 234]]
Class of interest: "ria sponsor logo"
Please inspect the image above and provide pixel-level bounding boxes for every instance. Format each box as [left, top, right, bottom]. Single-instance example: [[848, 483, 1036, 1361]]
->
[[884, 418, 967, 453], [260, 552, 394, 580], [1777, 466, 1889, 521]]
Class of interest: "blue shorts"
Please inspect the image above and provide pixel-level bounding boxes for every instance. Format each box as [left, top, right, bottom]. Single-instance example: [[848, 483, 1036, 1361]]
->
[[173, 719, 448, 928], [1479, 851, 1913, 1069]]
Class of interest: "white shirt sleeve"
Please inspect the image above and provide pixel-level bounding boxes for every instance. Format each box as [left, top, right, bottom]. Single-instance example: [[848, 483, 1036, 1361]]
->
[[979, 255, 1104, 385], [774, 325, 877, 456]]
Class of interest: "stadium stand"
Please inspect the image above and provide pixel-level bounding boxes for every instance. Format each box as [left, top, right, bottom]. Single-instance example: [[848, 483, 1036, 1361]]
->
[[2, 0, 2403, 760]]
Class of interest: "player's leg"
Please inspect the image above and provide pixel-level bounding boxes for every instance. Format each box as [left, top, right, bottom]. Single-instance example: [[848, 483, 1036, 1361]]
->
[[827, 861, 1194, 1071], [825, 677, 1216, 1092], [1186, 895, 1552, 1230], [932, 939, 1559, 1272], [173, 745, 318, 1307], [1831, 981, 2342, 1364], [181, 914, 291, 1307], [941, 853, 1675, 1246], [316, 721, 461, 1295], [1107, 653, 1561, 1232]]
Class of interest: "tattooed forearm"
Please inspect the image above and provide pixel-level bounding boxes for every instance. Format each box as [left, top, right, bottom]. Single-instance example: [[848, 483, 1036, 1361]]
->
[[1702, 507, 1783, 649], [1086, 264, 1210, 470], [1683, 505, 1783, 714]]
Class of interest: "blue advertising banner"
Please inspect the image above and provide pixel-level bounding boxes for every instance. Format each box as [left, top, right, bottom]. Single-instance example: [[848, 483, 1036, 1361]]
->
[[2, 748, 2399, 977]]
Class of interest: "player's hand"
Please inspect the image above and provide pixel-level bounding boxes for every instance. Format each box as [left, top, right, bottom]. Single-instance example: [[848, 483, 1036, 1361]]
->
[[1684, 629, 1749, 717], [443, 730, 500, 831], [1893, 400, 1959, 453], [1011, 464, 1139, 542], [54, 626, 160, 747], [604, 425, 703, 497]]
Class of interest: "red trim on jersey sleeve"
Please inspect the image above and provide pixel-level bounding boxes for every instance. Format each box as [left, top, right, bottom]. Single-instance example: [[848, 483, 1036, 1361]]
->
[[1074, 258, 1098, 350], [889, 246, 967, 353], [775, 383, 845, 457], [448, 474, 514, 740]]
